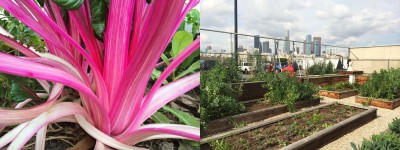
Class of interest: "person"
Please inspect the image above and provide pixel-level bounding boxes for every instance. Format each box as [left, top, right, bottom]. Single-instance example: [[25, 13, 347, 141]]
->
[[281, 61, 295, 77], [267, 62, 274, 73]]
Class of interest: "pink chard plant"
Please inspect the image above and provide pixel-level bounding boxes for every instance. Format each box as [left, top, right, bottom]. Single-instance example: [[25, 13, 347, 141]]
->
[[0, 0, 200, 149]]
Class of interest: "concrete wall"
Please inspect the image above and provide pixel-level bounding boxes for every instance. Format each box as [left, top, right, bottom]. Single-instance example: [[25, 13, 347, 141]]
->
[[349, 45, 400, 74]]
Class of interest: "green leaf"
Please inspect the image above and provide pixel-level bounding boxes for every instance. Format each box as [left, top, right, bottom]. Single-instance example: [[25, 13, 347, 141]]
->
[[180, 49, 199, 69], [161, 53, 171, 65], [37, 0, 45, 7], [162, 106, 199, 127], [10, 80, 39, 102], [170, 31, 193, 58], [52, 0, 84, 10], [90, 0, 107, 39], [151, 69, 168, 84], [174, 60, 200, 80], [146, 0, 152, 4], [150, 111, 171, 123]]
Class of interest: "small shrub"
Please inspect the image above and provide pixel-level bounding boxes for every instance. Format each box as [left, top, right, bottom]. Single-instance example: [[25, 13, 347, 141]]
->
[[307, 61, 336, 75], [351, 132, 400, 150], [322, 82, 359, 92], [263, 73, 318, 111], [200, 63, 245, 131], [359, 68, 400, 100], [389, 117, 400, 134], [210, 139, 233, 150]]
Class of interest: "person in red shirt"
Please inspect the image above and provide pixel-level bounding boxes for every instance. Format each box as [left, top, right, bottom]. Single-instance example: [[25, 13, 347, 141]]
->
[[281, 61, 294, 77], [267, 62, 274, 72]]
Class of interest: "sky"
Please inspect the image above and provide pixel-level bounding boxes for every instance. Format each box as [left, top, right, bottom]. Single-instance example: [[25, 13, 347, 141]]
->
[[200, 0, 400, 55]]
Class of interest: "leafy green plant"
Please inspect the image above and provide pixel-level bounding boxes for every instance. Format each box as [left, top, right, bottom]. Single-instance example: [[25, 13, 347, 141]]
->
[[351, 132, 400, 150], [359, 68, 400, 100], [322, 82, 359, 92], [210, 139, 233, 150], [307, 61, 336, 75], [263, 73, 318, 111], [389, 117, 400, 134], [200, 63, 245, 131]]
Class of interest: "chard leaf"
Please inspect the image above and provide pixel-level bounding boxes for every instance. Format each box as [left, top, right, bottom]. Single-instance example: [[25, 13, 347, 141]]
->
[[162, 106, 199, 127], [179, 49, 199, 69], [150, 111, 171, 124], [151, 69, 168, 84], [37, 0, 45, 7], [10, 79, 40, 102], [175, 60, 200, 80], [52, 0, 84, 10], [90, 0, 107, 39], [170, 31, 193, 58], [161, 53, 171, 65]]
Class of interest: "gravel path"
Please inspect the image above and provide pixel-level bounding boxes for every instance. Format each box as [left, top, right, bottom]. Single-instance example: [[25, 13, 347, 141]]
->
[[319, 96, 400, 150]]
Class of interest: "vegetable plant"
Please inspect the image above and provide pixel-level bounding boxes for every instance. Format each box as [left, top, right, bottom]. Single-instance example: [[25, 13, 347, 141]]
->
[[351, 132, 400, 150], [322, 82, 359, 92], [263, 73, 318, 111], [200, 62, 245, 131], [389, 117, 400, 134], [0, 0, 200, 149], [359, 68, 400, 100], [307, 61, 336, 75]]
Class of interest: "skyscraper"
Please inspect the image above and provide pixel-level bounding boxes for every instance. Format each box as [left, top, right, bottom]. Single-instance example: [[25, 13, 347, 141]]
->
[[284, 30, 290, 54], [313, 37, 322, 57], [206, 45, 212, 53], [262, 41, 270, 53], [238, 45, 244, 52], [254, 35, 260, 50], [305, 35, 312, 55]]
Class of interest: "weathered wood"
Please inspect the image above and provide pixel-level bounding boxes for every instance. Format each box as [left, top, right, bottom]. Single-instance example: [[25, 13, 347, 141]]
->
[[319, 90, 358, 99], [355, 96, 400, 110]]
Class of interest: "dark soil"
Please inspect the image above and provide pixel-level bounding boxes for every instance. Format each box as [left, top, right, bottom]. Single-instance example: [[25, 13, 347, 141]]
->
[[246, 101, 275, 111], [209, 103, 364, 150]]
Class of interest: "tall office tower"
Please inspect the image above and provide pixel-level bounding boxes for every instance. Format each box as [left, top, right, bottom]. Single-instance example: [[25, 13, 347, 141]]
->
[[238, 45, 244, 52], [254, 35, 260, 50], [284, 30, 290, 54], [296, 47, 300, 54], [313, 37, 322, 57], [259, 42, 262, 54], [206, 45, 212, 53], [262, 41, 270, 53], [305, 34, 312, 55]]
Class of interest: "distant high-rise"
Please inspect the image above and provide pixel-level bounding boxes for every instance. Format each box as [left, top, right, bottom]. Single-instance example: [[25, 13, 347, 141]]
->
[[206, 45, 212, 53], [296, 47, 300, 54], [305, 35, 312, 55], [313, 37, 322, 57], [238, 45, 244, 52], [284, 30, 290, 54], [262, 41, 270, 53], [259, 42, 262, 54], [254, 35, 260, 50]]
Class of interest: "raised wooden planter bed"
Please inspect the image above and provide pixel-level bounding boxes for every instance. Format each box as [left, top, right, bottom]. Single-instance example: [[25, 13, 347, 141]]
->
[[232, 81, 267, 101], [299, 74, 349, 87], [201, 98, 320, 137], [356, 75, 369, 85], [319, 90, 358, 99], [355, 96, 400, 110], [201, 102, 377, 150], [338, 70, 363, 75]]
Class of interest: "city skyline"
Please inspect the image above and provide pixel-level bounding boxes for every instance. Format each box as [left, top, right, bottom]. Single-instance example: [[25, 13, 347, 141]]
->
[[201, 0, 400, 56]]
